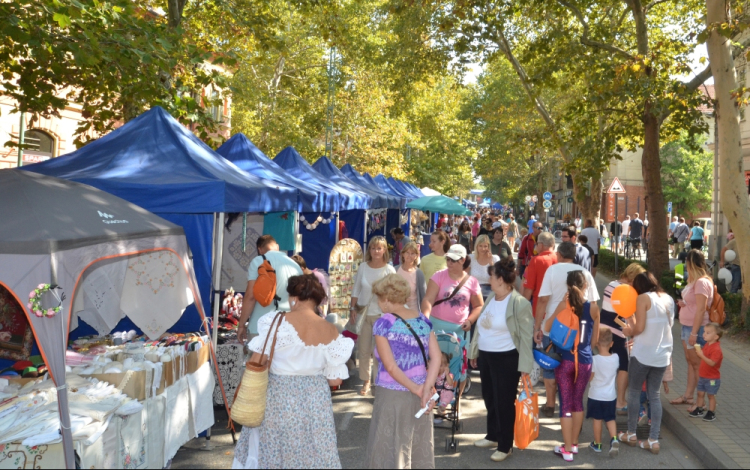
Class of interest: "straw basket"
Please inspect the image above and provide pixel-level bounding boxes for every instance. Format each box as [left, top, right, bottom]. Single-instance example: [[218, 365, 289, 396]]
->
[[230, 312, 284, 427]]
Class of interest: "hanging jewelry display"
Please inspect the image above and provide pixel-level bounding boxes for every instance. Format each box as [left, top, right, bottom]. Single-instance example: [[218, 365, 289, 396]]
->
[[367, 208, 387, 234], [299, 213, 335, 231]]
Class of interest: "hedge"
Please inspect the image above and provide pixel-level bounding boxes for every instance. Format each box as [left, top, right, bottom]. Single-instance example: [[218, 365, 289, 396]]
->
[[597, 249, 649, 278]]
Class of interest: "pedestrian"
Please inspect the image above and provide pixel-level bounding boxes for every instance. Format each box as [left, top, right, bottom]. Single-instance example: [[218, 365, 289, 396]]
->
[[545, 270, 600, 463], [521, 232, 557, 319], [621, 272, 675, 454], [350, 236, 397, 396], [420, 230, 450, 281], [233, 274, 354, 469], [422, 244, 484, 396], [291, 254, 329, 316], [517, 227, 528, 253], [574, 216, 582, 233], [518, 222, 543, 277], [671, 250, 713, 407], [621, 215, 631, 244], [690, 221, 705, 251], [600, 263, 647, 413], [610, 218, 623, 254], [468, 234, 500, 300], [366, 274, 441, 469], [457, 220, 473, 253], [627, 213, 645, 257], [237, 235, 303, 341], [672, 217, 690, 258], [720, 237, 742, 293], [587, 328, 621, 457], [390, 228, 406, 265], [478, 217, 494, 237], [534, 242, 599, 418], [471, 215, 481, 238], [580, 219, 601, 276], [689, 323, 723, 422], [668, 216, 679, 258], [561, 227, 592, 273], [468, 257, 534, 462], [490, 227, 513, 259], [527, 215, 536, 233], [507, 215, 519, 250], [395, 241, 427, 312]]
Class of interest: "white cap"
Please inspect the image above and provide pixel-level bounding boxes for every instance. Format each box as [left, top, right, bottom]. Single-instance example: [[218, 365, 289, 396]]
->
[[492, 221, 504, 229], [445, 244, 467, 261]]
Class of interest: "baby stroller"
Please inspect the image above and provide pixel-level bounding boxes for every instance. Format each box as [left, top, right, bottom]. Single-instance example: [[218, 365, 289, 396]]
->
[[434, 331, 468, 454]]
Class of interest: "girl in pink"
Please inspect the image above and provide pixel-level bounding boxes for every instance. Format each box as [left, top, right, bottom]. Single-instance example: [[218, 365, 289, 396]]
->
[[435, 352, 455, 416]]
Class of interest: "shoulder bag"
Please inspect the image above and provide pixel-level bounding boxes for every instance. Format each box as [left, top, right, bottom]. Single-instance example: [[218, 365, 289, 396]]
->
[[230, 312, 284, 427], [433, 273, 470, 308]]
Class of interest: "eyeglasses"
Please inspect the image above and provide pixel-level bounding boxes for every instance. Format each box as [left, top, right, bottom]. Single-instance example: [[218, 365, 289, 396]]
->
[[446, 257, 463, 263]]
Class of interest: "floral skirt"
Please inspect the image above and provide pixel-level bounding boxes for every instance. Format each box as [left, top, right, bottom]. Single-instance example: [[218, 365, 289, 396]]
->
[[232, 374, 342, 469]]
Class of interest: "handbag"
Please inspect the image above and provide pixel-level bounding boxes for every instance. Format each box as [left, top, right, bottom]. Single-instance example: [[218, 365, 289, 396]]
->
[[514, 374, 539, 449], [345, 304, 368, 335], [230, 312, 284, 427]]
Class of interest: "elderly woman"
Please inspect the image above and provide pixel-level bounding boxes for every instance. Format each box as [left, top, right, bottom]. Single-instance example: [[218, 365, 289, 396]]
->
[[468, 258, 534, 463], [395, 241, 427, 312], [467, 234, 500, 300], [366, 274, 441, 469], [621, 273, 675, 454], [350, 236, 397, 396]]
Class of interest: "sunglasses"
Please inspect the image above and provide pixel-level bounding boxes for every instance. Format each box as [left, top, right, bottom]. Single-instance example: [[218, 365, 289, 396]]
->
[[446, 257, 463, 263]]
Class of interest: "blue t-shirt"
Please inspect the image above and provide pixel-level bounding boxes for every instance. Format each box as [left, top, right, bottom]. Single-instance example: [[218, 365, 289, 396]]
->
[[691, 226, 705, 241], [246, 251, 303, 334], [560, 302, 594, 365], [527, 219, 535, 232]]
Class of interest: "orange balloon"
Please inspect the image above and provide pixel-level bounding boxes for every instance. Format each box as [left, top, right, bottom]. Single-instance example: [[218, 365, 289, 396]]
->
[[611, 284, 637, 318]]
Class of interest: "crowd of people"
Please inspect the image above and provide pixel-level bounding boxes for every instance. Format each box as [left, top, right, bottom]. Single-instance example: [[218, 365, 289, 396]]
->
[[229, 207, 728, 468]]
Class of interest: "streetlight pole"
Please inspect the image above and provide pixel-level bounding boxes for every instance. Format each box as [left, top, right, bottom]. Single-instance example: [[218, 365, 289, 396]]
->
[[17, 111, 26, 167]]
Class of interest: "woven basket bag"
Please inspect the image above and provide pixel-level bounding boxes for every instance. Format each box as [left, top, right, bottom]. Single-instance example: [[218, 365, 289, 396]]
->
[[230, 312, 284, 427]]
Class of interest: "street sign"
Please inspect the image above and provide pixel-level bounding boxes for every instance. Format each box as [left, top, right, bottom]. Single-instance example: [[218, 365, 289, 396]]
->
[[667, 201, 672, 213], [532, 195, 538, 203], [525, 195, 531, 202], [543, 200, 552, 209], [544, 209, 549, 212], [529, 201, 536, 208], [567, 197, 574, 203], [607, 177, 626, 194], [543, 192, 552, 201]]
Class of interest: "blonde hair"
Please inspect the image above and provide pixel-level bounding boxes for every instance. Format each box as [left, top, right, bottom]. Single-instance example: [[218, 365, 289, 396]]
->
[[598, 327, 613, 347], [473, 234, 491, 257], [685, 250, 711, 285], [621, 263, 647, 283], [372, 273, 411, 305], [400, 241, 420, 265], [366, 236, 390, 263]]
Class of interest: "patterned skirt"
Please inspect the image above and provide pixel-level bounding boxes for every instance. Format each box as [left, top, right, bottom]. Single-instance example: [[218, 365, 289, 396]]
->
[[233, 374, 342, 469]]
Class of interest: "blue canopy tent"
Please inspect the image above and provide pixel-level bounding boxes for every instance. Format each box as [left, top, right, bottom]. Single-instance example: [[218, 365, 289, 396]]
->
[[23, 106, 301, 348], [274, 147, 370, 270], [372, 174, 412, 246], [385, 177, 420, 238], [389, 177, 422, 199], [339, 164, 402, 209]]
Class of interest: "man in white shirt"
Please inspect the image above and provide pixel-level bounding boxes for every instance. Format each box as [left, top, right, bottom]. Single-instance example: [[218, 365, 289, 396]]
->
[[580, 219, 601, 277], [621, 215, 631, 241], [533, 241, 600, 417], [574, 217, 582, 233]]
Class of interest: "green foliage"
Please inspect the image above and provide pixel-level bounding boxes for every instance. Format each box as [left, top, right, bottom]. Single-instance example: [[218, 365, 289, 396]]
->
[[597, 248, 649, 278], [721, 292, 745, 330], [661, 132, 714, 217]]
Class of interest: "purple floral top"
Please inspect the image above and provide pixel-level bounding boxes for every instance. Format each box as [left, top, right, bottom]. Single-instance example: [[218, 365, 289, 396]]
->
[[373, 313, 432, 392]]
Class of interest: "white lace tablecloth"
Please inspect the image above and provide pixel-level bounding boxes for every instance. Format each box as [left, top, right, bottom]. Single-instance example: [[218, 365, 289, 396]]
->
[[213, 342, 246, 406]]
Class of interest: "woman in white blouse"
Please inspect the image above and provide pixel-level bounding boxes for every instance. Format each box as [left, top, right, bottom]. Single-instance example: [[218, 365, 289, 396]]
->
[[233, 274, 354, 469], [467, 234, 500, 300]]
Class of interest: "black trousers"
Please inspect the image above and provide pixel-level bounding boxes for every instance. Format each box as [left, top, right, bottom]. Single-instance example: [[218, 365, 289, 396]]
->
[[478, 349, 521, 453]]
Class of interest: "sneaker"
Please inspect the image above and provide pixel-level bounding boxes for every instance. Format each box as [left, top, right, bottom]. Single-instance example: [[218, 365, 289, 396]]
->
[[609, 438, 620, 457], [589, 442, 602, 453], [703, 411, 716, 422], [474, 439, 498, 448], [433, 418, 443, 425], [571, 444, 579, 454], [689, 407, 706, 418], [490, 450, 512, 462], [638, 408, 649, 425], [554, 447, 574, 462]]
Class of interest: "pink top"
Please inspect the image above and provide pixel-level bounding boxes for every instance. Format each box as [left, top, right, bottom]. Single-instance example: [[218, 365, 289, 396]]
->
[[680, 278, 713, 327], [429, 269, 481, 324], [471, 222, 480, 238]]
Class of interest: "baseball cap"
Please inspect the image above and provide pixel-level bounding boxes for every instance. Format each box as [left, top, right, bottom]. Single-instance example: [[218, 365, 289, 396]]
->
[[445, 244, 467, 261]]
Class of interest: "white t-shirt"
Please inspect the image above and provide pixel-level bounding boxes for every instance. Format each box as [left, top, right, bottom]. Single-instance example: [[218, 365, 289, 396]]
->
[[538, 263, 599, 335], [477, 296, 515, 352], [469, 255, 500, 285], [622, 219, 631, 236], [589, 354, 619, 402], [580, 227, 601, 254]]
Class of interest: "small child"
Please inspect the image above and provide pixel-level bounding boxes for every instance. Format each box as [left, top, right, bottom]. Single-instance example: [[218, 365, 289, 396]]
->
[[689, 322, 724, 421], [433, 352, 455, 424], [587, 328, 620, 457]]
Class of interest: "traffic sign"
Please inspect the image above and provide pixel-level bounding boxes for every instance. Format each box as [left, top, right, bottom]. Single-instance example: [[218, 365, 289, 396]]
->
[[543, 192, 552, 201], [567, 197, 574, 203], [529, 201, 536, 208], [607, 177, 626, 194], [525, 195, 531, 202], [543, 200, 552, 209], [532, 195, 538, 203], [667, 201, 672, 213]]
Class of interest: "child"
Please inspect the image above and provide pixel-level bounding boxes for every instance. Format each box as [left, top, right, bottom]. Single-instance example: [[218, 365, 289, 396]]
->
[[587, 328, 620, 457], [433, 352, 455, 424], [689, 322, 724, 421]]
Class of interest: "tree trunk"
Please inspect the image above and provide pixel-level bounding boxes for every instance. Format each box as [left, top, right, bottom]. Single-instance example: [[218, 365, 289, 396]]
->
[[706, 0, 750, 315], [168, 0, 187, 28], [572, 170, 603, 227], [641, 108, 670, 276]]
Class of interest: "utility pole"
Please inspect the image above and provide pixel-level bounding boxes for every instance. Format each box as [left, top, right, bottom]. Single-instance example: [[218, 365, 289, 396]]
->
[[324, 47, 337, 159], [17, 111, 26, 167]]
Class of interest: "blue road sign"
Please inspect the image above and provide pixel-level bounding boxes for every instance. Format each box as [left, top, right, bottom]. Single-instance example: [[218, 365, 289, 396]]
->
[[667, 201, 672, 213], [529, 201, 536, 208], [543, 192, 552, 201]]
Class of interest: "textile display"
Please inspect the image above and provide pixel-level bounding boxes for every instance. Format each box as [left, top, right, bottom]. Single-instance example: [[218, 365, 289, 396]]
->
[[263, 212, 295, 252], [221, 214, 264, 292], [144, 394, 166, 470], [116, 410, 147, 470], [298, 212, 337, 271], [213, 342, 246, 406], [164, 377, 190, 465], [187, 362, 215, 438], [0, 285, 33, 361], [75, 434, 104, 469], [0, 443, 65, 469], [101, 413, 120, 469], [71, 258, 128, 335]]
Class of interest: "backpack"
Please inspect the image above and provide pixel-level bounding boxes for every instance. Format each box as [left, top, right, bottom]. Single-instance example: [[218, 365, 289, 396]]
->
[[709, 284, 726, 326], [253, 255, 280, 308], [547, 302, 582, 381]]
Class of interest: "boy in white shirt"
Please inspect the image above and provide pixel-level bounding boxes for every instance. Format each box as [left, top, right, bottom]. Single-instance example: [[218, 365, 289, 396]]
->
[[587, 328, 620, 457]]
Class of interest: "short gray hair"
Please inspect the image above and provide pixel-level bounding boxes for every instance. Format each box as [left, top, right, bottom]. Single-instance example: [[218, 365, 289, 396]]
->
[[557, 241, 576, 260], [537, 232, 555, 248]]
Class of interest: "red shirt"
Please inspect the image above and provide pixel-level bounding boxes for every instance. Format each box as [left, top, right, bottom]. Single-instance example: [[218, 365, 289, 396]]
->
[[518, 234, 537, 267], [523, 250, 557, 317], [699, 341, 723, 379]]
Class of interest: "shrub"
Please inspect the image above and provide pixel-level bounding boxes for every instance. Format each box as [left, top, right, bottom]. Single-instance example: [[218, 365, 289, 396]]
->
[[721, 292, 745, 330], [598, 249, 649, 278]]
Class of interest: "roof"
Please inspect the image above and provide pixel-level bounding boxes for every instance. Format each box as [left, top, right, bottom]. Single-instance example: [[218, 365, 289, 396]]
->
[[698, 84, 715, 114]]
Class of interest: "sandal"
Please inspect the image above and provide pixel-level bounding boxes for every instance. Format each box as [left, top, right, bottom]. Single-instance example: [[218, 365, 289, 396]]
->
[[359, 382, 371, 396], [639, 439, 660, 455], [669, 396, 694, 405], [616, 406, 628, 416], [618, 432, 638, 447]]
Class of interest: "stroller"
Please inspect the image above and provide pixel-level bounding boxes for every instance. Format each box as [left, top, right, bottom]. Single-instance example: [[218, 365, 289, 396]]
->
[[434, 331, 468, 453]]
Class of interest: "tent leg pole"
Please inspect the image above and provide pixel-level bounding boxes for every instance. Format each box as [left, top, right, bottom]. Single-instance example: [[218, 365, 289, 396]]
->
[[293, 212, 300, 255], [335, 211, 340, 241], [363, 210, 368, 253], [211, 213, 225, 349]]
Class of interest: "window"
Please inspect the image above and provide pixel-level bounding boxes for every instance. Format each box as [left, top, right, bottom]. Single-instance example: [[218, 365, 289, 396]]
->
[[736, 51, 747, 88], [208, 90, 222, 122], [23, 130, 55, 162]]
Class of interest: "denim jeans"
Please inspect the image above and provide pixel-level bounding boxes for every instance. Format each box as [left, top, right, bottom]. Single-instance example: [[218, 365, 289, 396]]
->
[[628, 357, 666, 441], [729, 264, 742, 294]]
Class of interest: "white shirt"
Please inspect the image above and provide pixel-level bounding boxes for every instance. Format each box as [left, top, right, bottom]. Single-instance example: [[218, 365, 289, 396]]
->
[[631, 292, 674, 368], [538, 263, 600, 335], [622, 219, 631, 236], [580, 227, 601, 254], [589, 354, 619, 401], [469, 255, 500, 285], [352, 263, 397, 316], [477, 296, 516, 352]]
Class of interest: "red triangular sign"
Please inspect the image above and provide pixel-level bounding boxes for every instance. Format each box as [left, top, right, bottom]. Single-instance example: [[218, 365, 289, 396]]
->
[[607, 177, 626, 194]]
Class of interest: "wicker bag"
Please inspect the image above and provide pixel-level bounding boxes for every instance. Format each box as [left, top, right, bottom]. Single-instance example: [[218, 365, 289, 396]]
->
[[230, 312, 284, 427]]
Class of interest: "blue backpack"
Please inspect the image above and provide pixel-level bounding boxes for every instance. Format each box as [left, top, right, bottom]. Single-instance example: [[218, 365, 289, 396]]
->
[[549, 302, 580, 352]]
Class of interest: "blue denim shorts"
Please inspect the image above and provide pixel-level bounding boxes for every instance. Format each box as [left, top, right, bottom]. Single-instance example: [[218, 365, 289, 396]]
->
[[541, 335, 557, 380], [697, 377, 721, 395], [681, 325, 707, 350]]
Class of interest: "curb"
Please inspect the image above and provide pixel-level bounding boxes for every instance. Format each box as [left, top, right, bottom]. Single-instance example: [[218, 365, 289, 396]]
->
[[660, 394, 740, 469]]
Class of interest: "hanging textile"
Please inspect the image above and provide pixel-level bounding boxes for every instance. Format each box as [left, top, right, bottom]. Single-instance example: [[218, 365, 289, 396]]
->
[[263, 211, 295, 251]]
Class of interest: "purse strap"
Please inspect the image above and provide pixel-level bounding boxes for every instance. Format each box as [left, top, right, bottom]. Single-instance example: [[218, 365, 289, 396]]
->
[[433, 273, 469, 308], [248, 311, 285, 369], [390, 313, 428, 369]]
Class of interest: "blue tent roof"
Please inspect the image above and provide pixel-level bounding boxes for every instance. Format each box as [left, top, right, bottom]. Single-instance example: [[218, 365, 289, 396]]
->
[[216, 134, 334, 212], [360, 172, 407, 209], [339, 164, 402, 209], [388, 177, 421, 199], [274, 147, 370, 211], [373, 174, 409, 200], [23, 106, 300, 213], [311, 157, 393, 210], [406, 182, 425, 197]]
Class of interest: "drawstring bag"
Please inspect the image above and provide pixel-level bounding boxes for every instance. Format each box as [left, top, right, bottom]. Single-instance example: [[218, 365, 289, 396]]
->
[[548, 302, 581, 382], [253, 255, 280, 308]]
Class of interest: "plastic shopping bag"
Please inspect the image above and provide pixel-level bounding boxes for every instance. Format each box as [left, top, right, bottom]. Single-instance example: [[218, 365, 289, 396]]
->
[[514, 375, 539, 450]]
